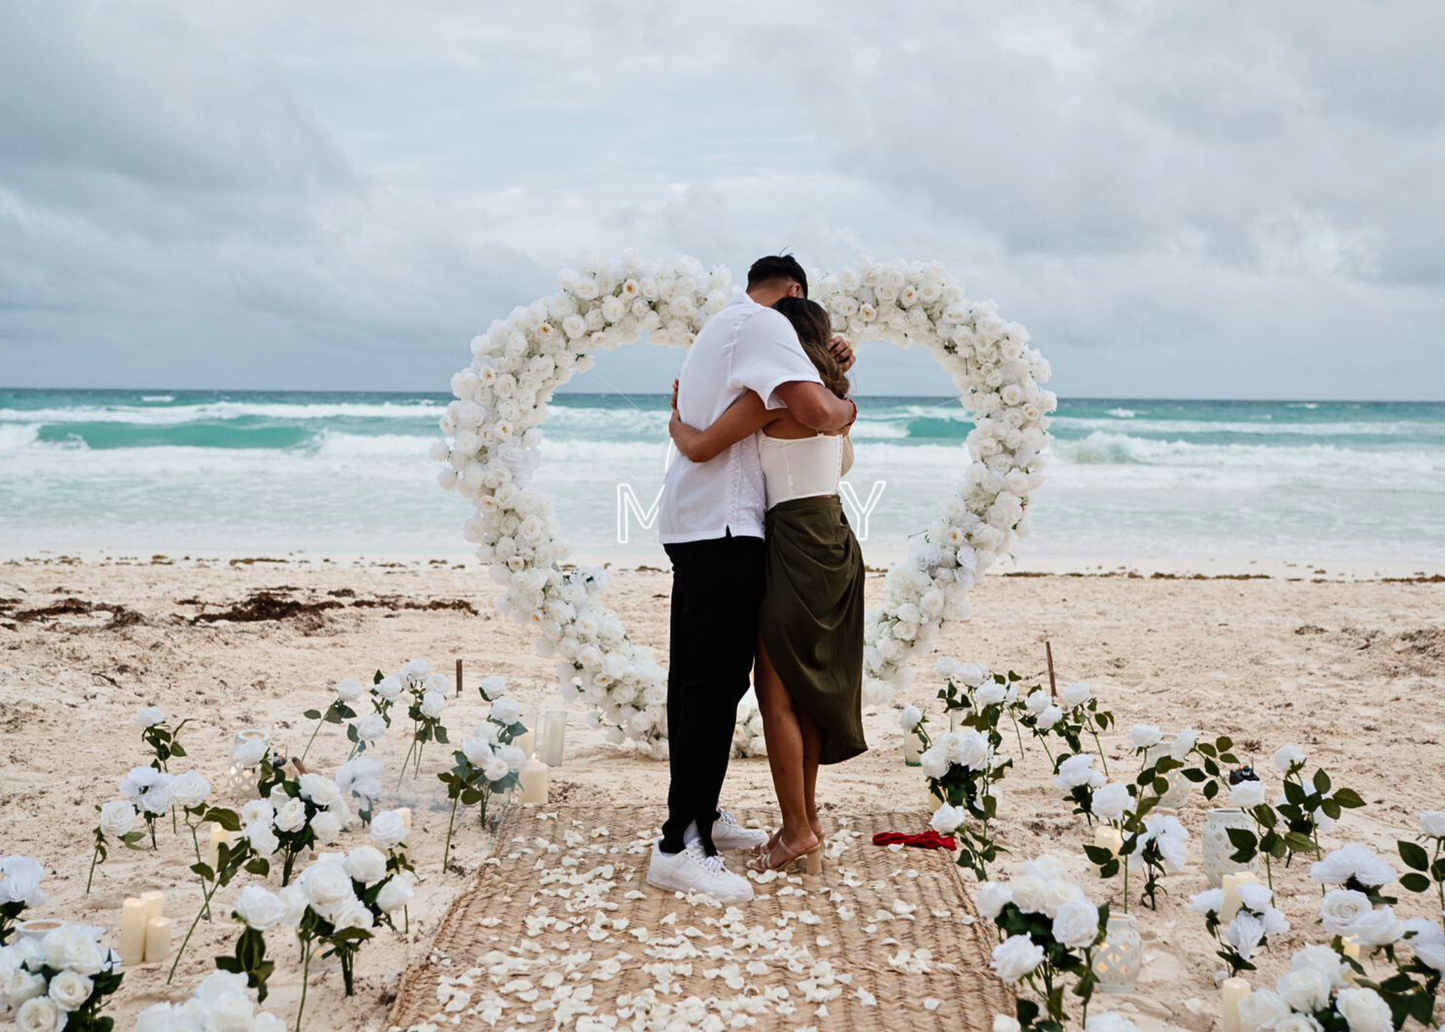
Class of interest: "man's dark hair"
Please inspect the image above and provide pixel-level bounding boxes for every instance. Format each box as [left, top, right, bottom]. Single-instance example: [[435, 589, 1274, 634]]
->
[[747, 255, 808, 298]]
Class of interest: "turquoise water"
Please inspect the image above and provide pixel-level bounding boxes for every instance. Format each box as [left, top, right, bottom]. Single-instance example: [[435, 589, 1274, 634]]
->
[[3, 389, 1444, 571]]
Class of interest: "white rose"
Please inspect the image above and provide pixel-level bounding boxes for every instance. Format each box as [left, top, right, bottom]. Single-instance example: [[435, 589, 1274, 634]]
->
[[899, 705, 922, 732], [167, 770, 211, 810], [246, 821, 279, 858], [1061, 682, 1091, 707], [479, 675, 508, 698], [233, 736, 268, 767], [930, 805, 965, 836], [1237, 990, 1290, 1031], [919, 746, 950, 779], [99, 801, 136, 838], [1230, 779, 1268, 809], [335, 678, 364, 702], [1127, 725, 1162, 749], [491, 697, 525, 725], [369, 811, 409, 850], [299, 860, 355, 915], [278, 885, 309, 927], [1051, 898, 1100, 948], [483, 758, 510, 782], [344, 846, 388, 886], [355, 714, 387, 742], [1272, 745, 1307, 773], [1311, 844, 1397, 888], [373, 676, 403, 702], [42, 927, 106, 976], [976, 881, 1012, 921], [376, 874, 415, 913], [1010, 875, 1049, 915], [1092, 783, 1131, 822], [46, 969, 92, 1011], [240, 798, 274, 827], [273, 798, 306, 833], [1024, 691, 1051, 715], [1335, 988, 1393, 1032], [329, 897, 375, 933], [1420, 811, 1445, 838], [234, 885, 287, 931], [420, 691, 447, 720], [298, 774, 340, 808], [1352, 905, 1403, 947], [1276, 967, 1332, 1013], [205, 991, 256, 1031], [309, 810, 342, 843], [134, 706, 165, 728], [1036, 705, 1064, 730], [1291, 944, 1351, 988], [16, 997, 66, 1032], [990, 935, 1045, 984], [974, 683, 1007, 707]]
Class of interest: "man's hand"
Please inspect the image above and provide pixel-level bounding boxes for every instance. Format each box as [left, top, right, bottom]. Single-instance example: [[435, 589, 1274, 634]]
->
[[828, 336, 856, 372], [670, 378, 680, 412]]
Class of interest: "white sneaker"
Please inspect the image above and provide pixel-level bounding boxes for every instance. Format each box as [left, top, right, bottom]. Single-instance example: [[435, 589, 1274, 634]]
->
[[701, 809, 769, 852], [647, 840, 754, 903]]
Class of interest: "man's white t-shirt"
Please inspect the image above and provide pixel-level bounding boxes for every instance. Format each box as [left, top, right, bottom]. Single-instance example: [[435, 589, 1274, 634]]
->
[[658, 293, 823, 544]]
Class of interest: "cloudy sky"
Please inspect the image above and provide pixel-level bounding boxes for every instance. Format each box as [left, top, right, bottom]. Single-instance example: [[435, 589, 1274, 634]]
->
[[2, 1, 1442, 399]]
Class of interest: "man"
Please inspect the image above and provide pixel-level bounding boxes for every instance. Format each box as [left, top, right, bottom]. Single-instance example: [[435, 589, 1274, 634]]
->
[[648, 255, 857, 902]]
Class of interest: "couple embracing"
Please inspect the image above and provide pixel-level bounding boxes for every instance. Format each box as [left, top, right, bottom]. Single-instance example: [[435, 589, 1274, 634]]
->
[[648, 255, 869, 904]]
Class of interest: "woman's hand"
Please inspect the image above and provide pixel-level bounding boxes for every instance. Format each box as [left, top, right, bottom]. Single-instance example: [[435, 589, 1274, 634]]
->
[[828, 336, 856, 372], [670, 378, 680, 413]]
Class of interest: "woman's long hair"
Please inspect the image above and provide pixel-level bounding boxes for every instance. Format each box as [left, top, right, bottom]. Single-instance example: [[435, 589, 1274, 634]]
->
[[773, 297, 849, 399]]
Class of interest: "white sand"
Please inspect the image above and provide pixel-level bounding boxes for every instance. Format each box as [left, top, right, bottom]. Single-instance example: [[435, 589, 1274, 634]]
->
[[2, 558, 1442, 1030]]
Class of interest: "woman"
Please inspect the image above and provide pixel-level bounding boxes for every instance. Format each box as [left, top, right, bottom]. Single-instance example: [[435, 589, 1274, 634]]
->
[[669, 296, 867, 874]]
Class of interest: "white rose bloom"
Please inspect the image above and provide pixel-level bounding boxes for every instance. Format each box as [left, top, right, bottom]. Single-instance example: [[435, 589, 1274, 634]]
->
[[369, 811, 409, 849], [277, 885, 309, 927], [134, 706, 165, 728], [246, 822, 280, 858], [974, 683, 1007, 707], [1277, 966, 1333, 1014], [298, 775, 340, 807], [1272, 745, 1307, 773], [376, 874, 416, 914], [1419, 811, 1445, 838], [1226, 912, 1267, 962], [299, 859, 355, 916], [1127, 724, 1163, 749], [240, 798, 274, 827], [373, 676, 403, 702], [1230, 779, 1268, 809], [402, 659, 431, 681], [1010, 875, 1048, 914], [234, 885, 287, 931], [1189, 888, 1225, 915], [1292, 944, 1351, 988], [1092, 783, 1131, 822], [976, 881, 1012, 921], [930, 804, 965, 836], [1051, 898, 1100, 948], [310, 810, 342, 843], [898, 705, 922, 732], [483, 758, 511, 782], [1061, 682, 1092, 707], [344, 846, 388, 886], [273, 798, 306, 833], [355, 714, 387, 742], [990, 935, 1045, 984], [1334, 988, 1393, 1032], [42, 927, 106, 976], [6, 970, 46, 1008], [1036, 705, 1064, 730], [420, 691, 447, 719], [1311, 844, 1397, 888], [1054, 754, 1104, 790], [46, 969, 92, 1011], [167, 771, 211, 810], [919, 746, 950, 779], [329, 897, 375, 933], [335, 678, 364, 702], [1024, 691, 1051, 715], [1237, 990, 1291, 1030], [1351, 905, 1403, 947], [479, 675, 508, 698], [99, 801, 136, 838], [16, 997, 65, 1032]]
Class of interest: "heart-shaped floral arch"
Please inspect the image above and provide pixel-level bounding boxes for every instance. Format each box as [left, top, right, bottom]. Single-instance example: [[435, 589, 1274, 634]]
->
[[432, 254, 1055, 758]]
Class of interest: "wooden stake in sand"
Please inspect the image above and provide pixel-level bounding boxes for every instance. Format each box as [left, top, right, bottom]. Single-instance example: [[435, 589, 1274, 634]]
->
[[1045, 640, 1057, 700], [456, 658, 463, 698]]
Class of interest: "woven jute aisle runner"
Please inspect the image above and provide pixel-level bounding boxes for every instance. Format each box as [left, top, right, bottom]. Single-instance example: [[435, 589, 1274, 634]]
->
[[389, 806, 1010, 1031]]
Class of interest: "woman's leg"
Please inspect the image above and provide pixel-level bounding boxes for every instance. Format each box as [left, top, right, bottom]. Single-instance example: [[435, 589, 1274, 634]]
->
[[797, 707, 824, 840], [755, 639, 819, 858]]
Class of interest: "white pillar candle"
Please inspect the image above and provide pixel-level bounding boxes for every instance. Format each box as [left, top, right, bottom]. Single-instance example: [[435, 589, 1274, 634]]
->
[[904, 727, 923, 766], [1221, 976, 1250, 1032], [1093, 826, 1123, 856], [139, 889, 165, 924], [519, 757, 549, 805], [516, 729, 535, 758], [396, 807, 412, 829], [119, 898, 147, 967], [143, 916, 172, 964], [538, 711, 566, 767], [206, 824, 232, 871], [1221, 872, 1256, 921]]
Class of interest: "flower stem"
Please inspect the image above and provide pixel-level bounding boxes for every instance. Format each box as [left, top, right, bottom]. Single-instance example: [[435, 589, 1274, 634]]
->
[[300, 717, 324, 764], [397, 738, 417, 790], [86, 843, 101, 894], [1088, 725, 1110, 778], [295, 939, 312, 1032], [443, 794, 460, 870], [168, 881, 218, 983]]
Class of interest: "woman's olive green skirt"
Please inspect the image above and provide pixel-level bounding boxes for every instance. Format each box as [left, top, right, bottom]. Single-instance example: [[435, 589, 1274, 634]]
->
[[760, 494, 868, 765]]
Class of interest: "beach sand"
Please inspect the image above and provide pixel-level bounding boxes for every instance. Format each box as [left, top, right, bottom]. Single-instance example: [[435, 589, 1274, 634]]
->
[[2, 557, 1442, 1030]]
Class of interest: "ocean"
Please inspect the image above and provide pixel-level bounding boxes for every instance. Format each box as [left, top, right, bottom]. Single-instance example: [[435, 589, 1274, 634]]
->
[[3, 389, 1444, 575]]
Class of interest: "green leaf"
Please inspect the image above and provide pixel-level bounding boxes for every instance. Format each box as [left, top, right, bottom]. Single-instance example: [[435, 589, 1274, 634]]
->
[[1312, 768, 1331, 794], [1398, 840, 1430, 871], [1332, 787, 1366, 808], [170, 743, 187, 758], [303, 709, 322, 720], [191, 861, 216, 880], [1226, 827, 1257, 850], [1398, 872, 1432, 894]]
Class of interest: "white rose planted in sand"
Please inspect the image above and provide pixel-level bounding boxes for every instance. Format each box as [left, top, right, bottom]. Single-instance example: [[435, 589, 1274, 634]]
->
[[234, 885, 287, 931], [434, 255, 1053, 748]]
